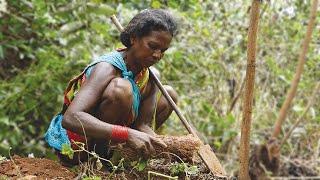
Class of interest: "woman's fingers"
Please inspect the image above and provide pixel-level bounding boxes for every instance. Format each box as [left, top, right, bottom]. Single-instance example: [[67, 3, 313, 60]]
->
[[146, 140, 156, 155], [143, 139, 157, 157], [128, 130, 165, 156], [150, 136, 167, 148]]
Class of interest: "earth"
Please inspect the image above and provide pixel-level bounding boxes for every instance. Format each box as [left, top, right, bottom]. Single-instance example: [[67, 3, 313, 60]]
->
[[0, 156, 224, 180], [0, 156, 76, 179], [1, 155, 318, 180]]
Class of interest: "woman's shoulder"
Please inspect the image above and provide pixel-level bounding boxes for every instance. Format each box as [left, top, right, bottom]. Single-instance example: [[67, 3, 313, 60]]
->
[[87, 61, 118, 78], [85, 50, 123, 77]]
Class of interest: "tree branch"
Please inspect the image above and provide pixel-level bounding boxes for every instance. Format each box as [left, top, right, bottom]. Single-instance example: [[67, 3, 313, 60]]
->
[[272, 0, 319, 138]]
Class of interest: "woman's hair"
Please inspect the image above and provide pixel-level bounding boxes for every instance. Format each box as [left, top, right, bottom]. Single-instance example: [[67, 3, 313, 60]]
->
[[120, 9, 178, 48]]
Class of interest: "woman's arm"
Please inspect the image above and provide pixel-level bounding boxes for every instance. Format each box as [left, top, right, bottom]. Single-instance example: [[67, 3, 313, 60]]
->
[[62, 62, 166, 155], [62, 62, 117, 139]]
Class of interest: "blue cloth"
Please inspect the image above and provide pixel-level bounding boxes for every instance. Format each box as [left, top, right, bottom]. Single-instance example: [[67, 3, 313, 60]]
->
[[44, 114, 70, 151], [44, 51, 141, 151]]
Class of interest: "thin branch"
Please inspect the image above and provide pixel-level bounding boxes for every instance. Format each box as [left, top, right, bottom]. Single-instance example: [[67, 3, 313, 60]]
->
[[8, 148, 22, 178], [72, 141, 115, 169], [148, 171, 178, 180], [272, 0, 319, 138], [228, 74, 246, 114], [280, 82, 320, 147], [74, 115, 90, 162]]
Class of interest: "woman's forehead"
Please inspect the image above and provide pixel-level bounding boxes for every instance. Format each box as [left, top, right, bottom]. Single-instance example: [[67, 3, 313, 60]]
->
[[142, 31, 172, 44]]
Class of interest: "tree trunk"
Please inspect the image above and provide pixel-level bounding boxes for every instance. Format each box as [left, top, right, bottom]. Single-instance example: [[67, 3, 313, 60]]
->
[[239, 1, 261, 180]]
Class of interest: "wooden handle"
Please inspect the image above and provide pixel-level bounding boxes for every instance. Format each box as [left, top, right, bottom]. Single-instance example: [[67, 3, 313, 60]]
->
[[110, 15, 124, 32], [149, 69, 199, 138]]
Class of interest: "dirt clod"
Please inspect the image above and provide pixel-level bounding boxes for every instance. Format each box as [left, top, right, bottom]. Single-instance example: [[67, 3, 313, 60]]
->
[[0, 156, 76, 179]]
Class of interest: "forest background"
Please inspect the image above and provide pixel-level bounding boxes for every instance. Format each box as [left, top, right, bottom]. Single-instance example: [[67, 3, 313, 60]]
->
[[0, 0, 319, 175]]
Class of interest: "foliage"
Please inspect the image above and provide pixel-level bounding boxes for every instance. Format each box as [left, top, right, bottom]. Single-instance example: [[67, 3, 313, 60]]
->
[[137, 159, 147, 171], [61, 143, 74, 159], [169, 161, 198, 177], [0, 0, 319, 174], [169, 162, 185, 176]]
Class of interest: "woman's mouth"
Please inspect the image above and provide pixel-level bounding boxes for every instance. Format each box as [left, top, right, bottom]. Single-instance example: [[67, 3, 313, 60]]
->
[[144, 58, 158, 67]]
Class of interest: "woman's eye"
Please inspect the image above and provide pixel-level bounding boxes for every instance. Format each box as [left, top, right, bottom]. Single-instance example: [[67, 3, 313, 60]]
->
[[161, 48, 168, 53], [148, 43, 157, 50]]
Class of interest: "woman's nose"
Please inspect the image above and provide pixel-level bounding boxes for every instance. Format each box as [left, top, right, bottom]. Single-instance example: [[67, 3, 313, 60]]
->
[[152, 50, 163, 60]]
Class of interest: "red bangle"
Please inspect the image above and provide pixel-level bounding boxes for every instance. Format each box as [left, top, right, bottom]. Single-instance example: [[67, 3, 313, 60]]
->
[[111, 125, 129, 142]]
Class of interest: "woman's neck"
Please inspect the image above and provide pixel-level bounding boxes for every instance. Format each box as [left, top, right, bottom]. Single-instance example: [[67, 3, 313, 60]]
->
[[123, 49, 142, 76]]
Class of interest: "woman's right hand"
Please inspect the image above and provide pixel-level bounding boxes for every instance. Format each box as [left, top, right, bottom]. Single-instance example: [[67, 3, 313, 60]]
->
[[127, 128, 167, 157]]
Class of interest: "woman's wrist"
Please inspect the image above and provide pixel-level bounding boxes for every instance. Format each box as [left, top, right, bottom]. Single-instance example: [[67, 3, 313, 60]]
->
[[111, 125, 129, 142]]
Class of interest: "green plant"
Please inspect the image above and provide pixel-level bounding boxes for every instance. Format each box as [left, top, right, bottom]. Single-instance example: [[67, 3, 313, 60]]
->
[[61, 143, 74, 159]]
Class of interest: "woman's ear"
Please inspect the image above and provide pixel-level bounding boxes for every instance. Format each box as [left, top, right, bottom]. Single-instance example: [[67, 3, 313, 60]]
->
[[130, 35, 136, 46]]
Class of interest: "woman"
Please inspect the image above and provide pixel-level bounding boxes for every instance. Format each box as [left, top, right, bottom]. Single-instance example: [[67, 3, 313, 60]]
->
[[45, 9, 178, 165]]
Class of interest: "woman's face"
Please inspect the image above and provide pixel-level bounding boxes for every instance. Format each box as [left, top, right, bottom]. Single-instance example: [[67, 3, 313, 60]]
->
[[130, 30, 172, 68]]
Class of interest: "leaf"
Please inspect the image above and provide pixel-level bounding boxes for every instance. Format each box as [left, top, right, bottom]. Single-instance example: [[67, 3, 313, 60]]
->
[[0, 46, 4, 59], [86, 3, 115, 16], [293, 104, 303, 112], [186, 165, 198, 175], [137, 159, 147, 171], [61, 144, 74, 159], [130, 160, 138, 166], [0, 117, 9, 126], [202, 28, 210, 37], [169, 163, 185, 176], [151, 1, 161, 8], [90, 22, 110, 35], [96, 159, 103, 170], [309, 107, 315, 118], [59, 21, 84, 36], [213, 141, 222, 149], [226, 113, 236, 125]]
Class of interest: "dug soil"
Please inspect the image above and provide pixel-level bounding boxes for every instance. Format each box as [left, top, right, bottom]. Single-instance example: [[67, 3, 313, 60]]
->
[[0, 156, 224, 180], [0, 156, 77, 179]]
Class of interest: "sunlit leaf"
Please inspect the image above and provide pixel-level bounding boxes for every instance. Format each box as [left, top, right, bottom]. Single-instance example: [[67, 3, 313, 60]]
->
[[137, 159, 147, 171], [61, 144, 74, 159]]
